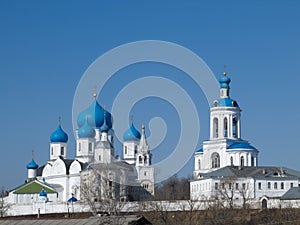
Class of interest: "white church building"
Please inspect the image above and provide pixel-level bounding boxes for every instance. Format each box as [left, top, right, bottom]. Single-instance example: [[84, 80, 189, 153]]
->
[[190, 72, 300, 208], [6, 92, 155, 206]]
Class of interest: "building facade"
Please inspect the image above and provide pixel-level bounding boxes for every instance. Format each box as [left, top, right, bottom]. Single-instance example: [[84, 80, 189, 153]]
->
[[190, 72, 300, 206], [7, 92, 155, 206]]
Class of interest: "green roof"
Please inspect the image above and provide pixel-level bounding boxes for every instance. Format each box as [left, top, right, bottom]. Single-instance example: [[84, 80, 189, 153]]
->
[[13, 180, 57, 194]]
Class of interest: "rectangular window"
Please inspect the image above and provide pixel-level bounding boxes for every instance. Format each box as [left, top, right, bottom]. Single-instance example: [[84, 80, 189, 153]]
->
[[242, 183, 246, 190], [291, 183, 294, 188], [268, 182, 271, 189], [235, 183, 239, 190], [258, 182, 262, 190], [281, 182, 284, 190], [215, 183, 218, 190], [222, 183, 225, 189], [229, 183, 232, 190], [60, 147, 64, 155], [274, 182, 278, 189]]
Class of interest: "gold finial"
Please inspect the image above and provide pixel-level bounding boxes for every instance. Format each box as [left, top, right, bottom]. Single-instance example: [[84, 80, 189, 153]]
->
[[223, 65, 227, 76], [142, 123, 145, 130], [93, 85, 97, 98]]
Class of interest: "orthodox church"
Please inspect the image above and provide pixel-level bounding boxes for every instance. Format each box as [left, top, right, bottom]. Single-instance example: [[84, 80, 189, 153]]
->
[[190, 72, 300, 207], [7, 92, 155, 205]]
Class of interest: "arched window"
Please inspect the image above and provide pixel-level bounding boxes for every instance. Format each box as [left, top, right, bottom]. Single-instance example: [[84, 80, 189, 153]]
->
[[144, 156, 147, 164], [230, 156, 233, 166], [60, 147, 64, 155], [78, 143, 81, 152], [213, 118, 219, 138], [89, 143, 92, 152], [224, 117, 228, 137], [139, 156, 143, 164], [211, 153, 220, 168], [274, 182, 278, 189], [124, 146, 127, 155], [198, 159, 201, 170], [240, 156, 244, 167], [251, 156, 254, 166], [233, 117, 238, 138], [51, 147, 53, 155]]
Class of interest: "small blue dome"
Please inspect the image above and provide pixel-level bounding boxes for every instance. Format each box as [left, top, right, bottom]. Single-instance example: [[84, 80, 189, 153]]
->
[[39, 188, 47, 197], [219, 75, 231, 89], [196, 148, 203, 154], [123, 123, 141, 142], [100, 110, 110, 133], [100, 119, 110, 133], [26, 159, 38, 169], [228, 142, 256, 150], [50, 125, 68, 143], [77, 99, 113, 129], [78, 119, 96, 138], [213, 98, 239, 108]]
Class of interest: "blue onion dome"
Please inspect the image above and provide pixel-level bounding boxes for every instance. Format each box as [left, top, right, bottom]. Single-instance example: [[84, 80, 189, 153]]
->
[[219, 71, 231, 88], [78, 118, 96, 138], [100, 110, 110, 133], [50, 122, 68, 143], [26, 159, 38, 169], [77, 99, 113, 129], [39, 188, 47, 197], [123, 122, 141, 142]]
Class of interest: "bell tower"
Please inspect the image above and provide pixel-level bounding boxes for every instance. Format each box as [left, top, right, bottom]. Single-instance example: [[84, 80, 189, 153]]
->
[[210, 71, 241, 140], [194, 71, 258, 174]]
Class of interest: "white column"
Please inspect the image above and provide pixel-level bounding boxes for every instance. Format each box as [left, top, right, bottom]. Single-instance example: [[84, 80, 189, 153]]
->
[[228, 114, 232, 138], [238, 116, 241, 138]]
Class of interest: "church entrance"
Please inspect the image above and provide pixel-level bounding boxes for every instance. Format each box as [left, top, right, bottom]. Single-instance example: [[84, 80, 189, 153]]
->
[[262, 199, 268, 209]]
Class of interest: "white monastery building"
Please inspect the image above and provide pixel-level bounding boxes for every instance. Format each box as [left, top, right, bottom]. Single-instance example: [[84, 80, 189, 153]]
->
[[6, 92, 155, 206], [190, 72, 300, 208]]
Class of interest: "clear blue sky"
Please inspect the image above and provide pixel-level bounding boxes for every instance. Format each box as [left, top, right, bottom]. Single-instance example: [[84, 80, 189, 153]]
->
[[0, 1, 299, 190]]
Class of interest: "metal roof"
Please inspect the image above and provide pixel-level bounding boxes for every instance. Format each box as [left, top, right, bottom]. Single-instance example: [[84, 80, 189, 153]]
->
[[194, 166, 300, 180], [281, 187, 300, 200]]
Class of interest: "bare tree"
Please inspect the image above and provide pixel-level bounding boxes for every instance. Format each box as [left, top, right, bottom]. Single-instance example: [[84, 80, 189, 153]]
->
[[179, 199, 204, 225], [148, 201, 171, 225], [78, 163, 127, 217], [0, 187, 9, 217], [237, 182, 253, 209], [155, 176, 190, 200], [215, 177, 236, 209], [213, 177, 253, 209]]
